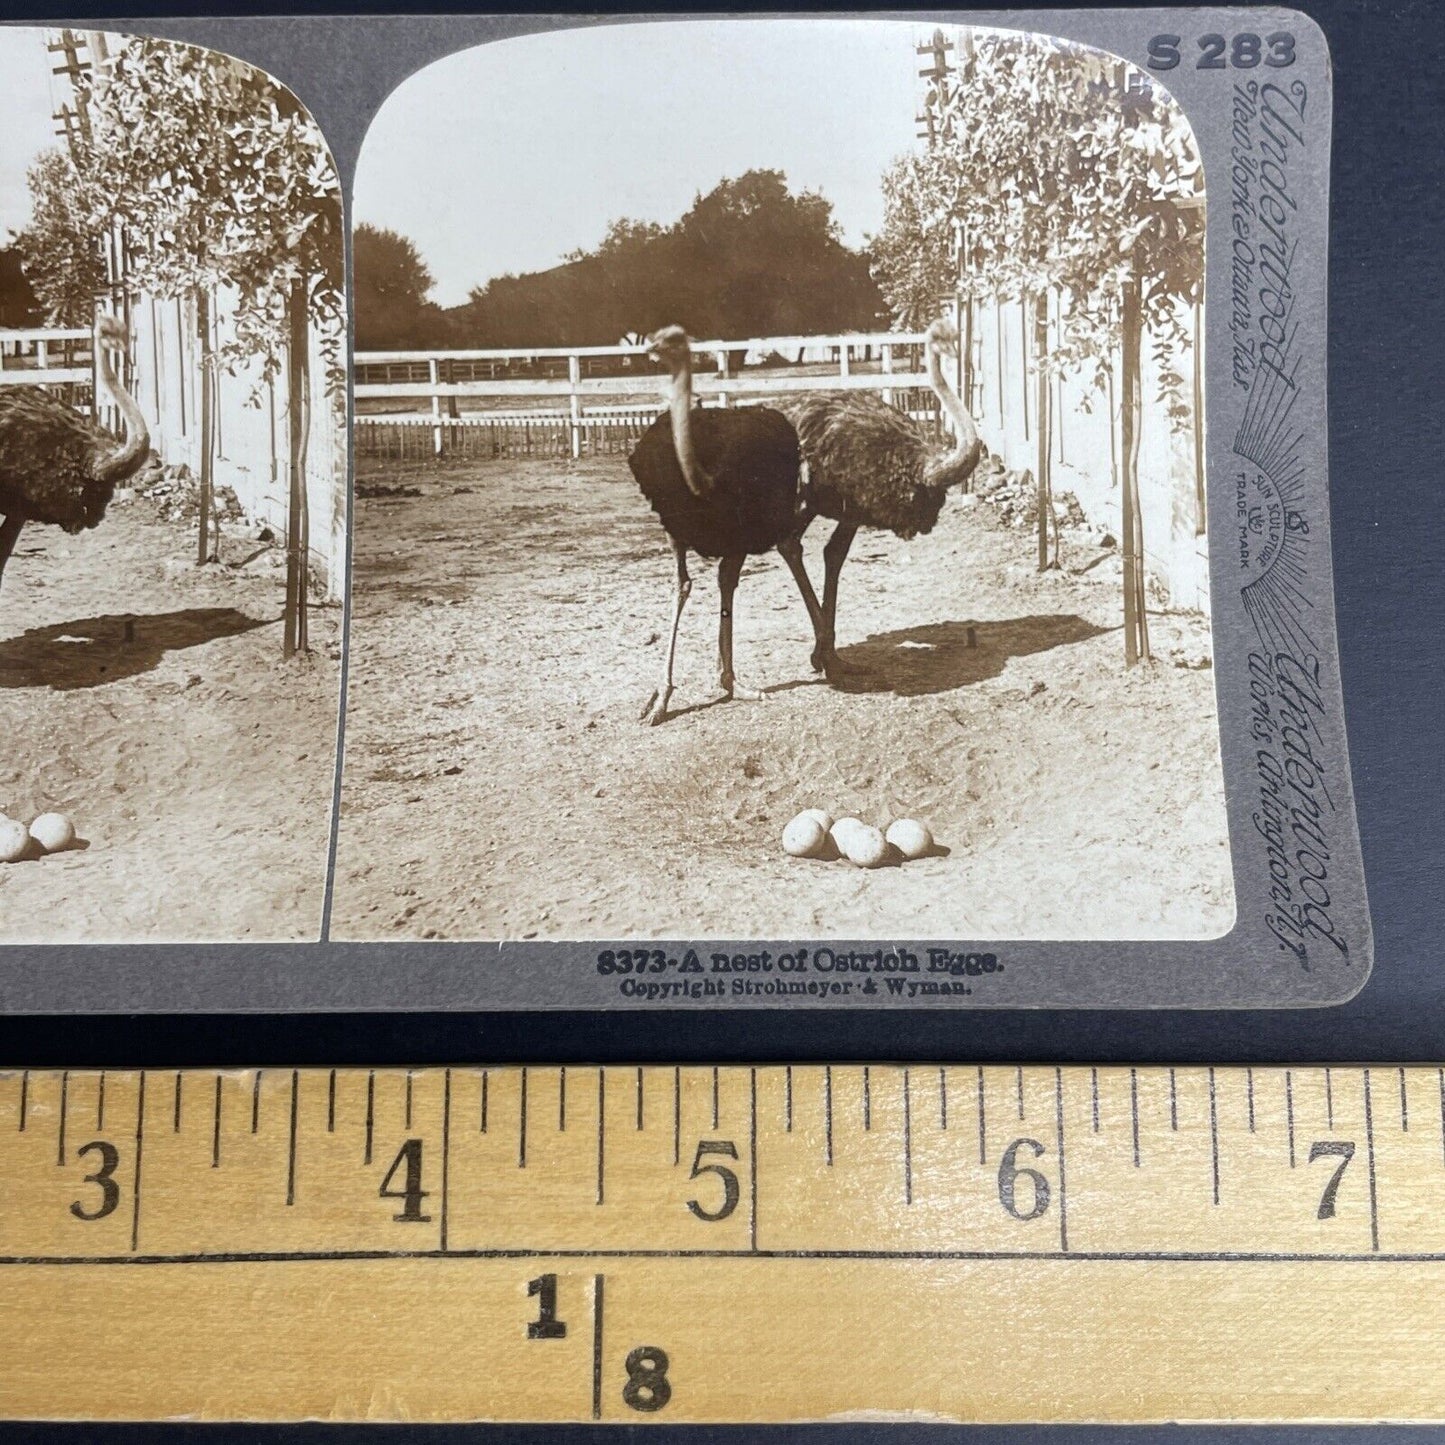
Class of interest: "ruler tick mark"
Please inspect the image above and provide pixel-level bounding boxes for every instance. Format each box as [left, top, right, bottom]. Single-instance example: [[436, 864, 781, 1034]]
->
[[440, 1069, 452, 1250], [825, 1066, 834, 1167], [251, 1071, 262, 1135], [1209, 1068, 1220, 1206], [595, 1069, 605, 1206], [405, 1070, 414, 1131], [672, 1067, 680, 1166], [1091, 1068, 1099, 1133], [863, 1066, 872, 1131], [1439, 1068, 1445, 1166], [57, 1071, 69, 1166], [130, 1071, 146, 1253], [1285, 1071, 1296, 1168], [480, 1070, 489, 1133], [785, 1066, 793, 1133], [591, 1274, 604, 1421], [1247, 1068, 1256, 1132], [286, 1070, 299, 1207], [327, 1070, 336, 1133], [173, 1072, 182, 1133], [1016, 1066, 1025, 1121], [211, 1076, 222, 1168], [635, 1067, 643, 1131], [903, 1069, 913, 1205], [1399, 1068, 1409, 1132], [559, 1066, 567, 1132], [1169, 1068, 1178, 1131], [1054, 1067, 1069, 1252], [750, 1067, 759, 1249], [1130, 1068, 1140, 1167], [97, 1070, 106, 1130], [1364, 1068, 1380, 1251], [519, 1068, 529, 1168], [18, 1071, 28, 1132], [711, 1066, 719, 1130], [364, 1071, 375, 1166], [1325, 1066, 1334, 1128], [977, 1067, 987, 1165], [939, 1067, 947, 1130]]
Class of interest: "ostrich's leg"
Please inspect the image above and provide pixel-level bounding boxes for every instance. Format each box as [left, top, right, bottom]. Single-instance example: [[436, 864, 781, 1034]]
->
[[716, 553, 764, 702], [776, 535, 829, 666], [811, 522, 862, 678], [640, 535, 691, 726], [0, 514, 22, 591]]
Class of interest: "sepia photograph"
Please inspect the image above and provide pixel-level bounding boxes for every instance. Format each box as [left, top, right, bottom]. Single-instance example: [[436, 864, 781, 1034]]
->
[[332, 18, 1233, 943], [0, 29, 346, 941]]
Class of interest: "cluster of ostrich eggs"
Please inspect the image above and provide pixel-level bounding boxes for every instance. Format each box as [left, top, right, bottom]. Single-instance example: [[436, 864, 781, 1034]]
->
[[781, 809, 934, 869], [0, 811, 76, 864]]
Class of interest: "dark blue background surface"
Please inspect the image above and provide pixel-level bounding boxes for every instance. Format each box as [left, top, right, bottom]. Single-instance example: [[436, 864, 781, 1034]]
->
[[0, 0, 1441, 1439]]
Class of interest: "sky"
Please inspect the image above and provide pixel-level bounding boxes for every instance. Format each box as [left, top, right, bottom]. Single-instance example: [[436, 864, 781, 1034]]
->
[[354, 19, 924, 308], [0, 28, 72, 241]]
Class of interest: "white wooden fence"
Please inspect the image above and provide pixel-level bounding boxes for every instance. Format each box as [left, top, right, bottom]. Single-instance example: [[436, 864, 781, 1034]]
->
[[354, 332, 943, 462], [0, 327, 93, 391], [2, 316, 346, 600]]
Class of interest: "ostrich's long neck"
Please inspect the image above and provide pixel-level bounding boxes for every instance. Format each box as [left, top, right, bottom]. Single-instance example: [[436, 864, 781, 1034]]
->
[[925, 341, 983, 487], [666, 355, 711, 498], [94, 336, 150, 484]]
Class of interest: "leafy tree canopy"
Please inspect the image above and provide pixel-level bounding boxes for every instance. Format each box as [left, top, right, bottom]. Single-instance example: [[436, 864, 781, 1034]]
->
[[873, 32, 1203, 402], [452, 169, 887, 347], [352, 223, 447, 349]]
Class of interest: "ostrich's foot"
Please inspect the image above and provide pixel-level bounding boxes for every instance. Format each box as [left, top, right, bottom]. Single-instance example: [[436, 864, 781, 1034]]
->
[[811, 644, 866, 681], [640, 687, 673, 726], [717, 674, 766, 704]]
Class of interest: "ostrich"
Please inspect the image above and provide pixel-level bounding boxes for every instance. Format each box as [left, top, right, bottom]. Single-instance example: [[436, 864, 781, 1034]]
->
[[628, 325, 826, 726], [780, 317, 984, 680], [0, 313, 150, 592]]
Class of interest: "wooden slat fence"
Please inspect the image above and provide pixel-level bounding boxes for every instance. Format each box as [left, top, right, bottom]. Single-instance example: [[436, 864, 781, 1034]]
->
[[354, 332, 944, 461]]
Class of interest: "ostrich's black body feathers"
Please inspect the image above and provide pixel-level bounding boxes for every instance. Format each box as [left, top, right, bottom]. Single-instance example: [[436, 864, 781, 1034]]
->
[[781, 392, 982, 541], [628, 404, 803, 557], [0, 386, 138, 533]]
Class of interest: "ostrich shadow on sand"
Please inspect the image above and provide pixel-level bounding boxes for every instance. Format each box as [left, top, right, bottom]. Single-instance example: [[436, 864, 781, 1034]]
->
[[774, 613, 1111, 699], [0, 608, 270, 691]]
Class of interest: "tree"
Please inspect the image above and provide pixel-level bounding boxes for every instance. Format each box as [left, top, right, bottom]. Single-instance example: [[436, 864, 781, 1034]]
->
[[30, 38, 345, 655], [352, 224, 446, 349], [12, 150, 107, 326], [0, 243, 42, 327], [877, 31, 1204, 659], [454, 170, 887, 346]]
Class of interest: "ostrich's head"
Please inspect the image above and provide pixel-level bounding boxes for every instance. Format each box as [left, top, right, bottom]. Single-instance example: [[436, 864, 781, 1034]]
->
[[925, 316, 960, 357], [94, 312, 131, 359], [646, 325, 694, 373]]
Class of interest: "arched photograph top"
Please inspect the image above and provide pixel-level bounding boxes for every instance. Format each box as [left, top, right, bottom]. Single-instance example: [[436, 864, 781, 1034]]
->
[[0, 29, 347, 942]]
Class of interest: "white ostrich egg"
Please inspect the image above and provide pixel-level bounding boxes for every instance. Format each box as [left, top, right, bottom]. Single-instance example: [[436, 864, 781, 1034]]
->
[[828, 817, 863, 851], [0, 818, 30, 863], [781, 814, 828, 859], [799, 807, 834, 832], [843, 824, 889, 869], [29, 812, 76, 854], [886, 819, 934, 861]]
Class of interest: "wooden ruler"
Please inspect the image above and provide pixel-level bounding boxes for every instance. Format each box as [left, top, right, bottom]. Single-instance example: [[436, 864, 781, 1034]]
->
[[1, 1065, 1444, 1423]]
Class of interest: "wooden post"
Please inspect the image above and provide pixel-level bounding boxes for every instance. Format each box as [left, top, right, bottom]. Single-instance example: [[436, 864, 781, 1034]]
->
[[283, 278, 312, 658], [881, 342, 894, 407], [429, 357, 443, 457], [1034, 293, 1053, 571], [839, 341, 851, 381], [196, 288, 216, 566], [1020, 300, 1030, 442], [1120, 273, 1149, 665], [567, 353, 581, 459], [715, 349, 730, 408]]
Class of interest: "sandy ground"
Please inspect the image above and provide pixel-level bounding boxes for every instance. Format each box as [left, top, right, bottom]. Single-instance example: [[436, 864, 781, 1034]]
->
[[0, 498, 340, 943], [332, 454, 1233, 942]]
